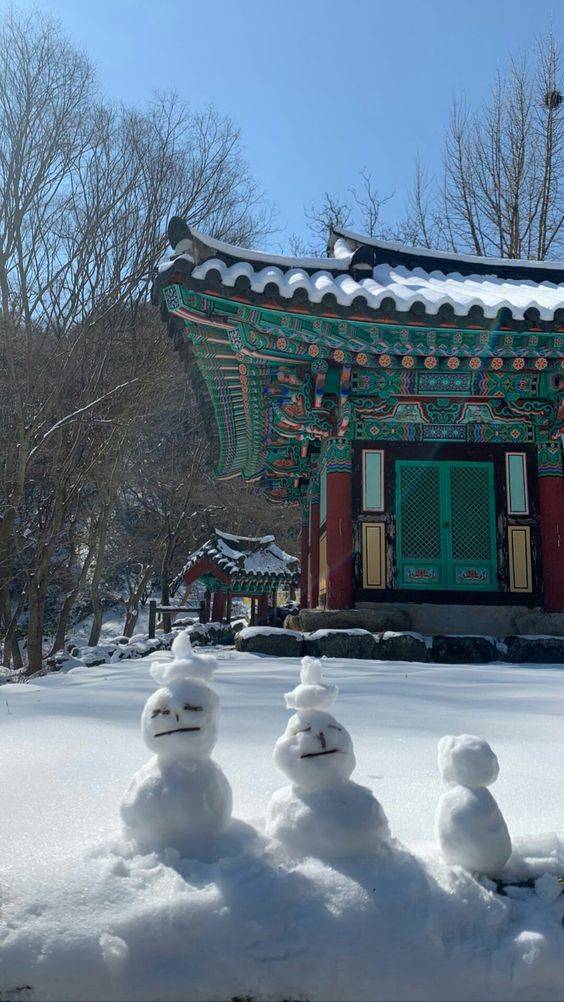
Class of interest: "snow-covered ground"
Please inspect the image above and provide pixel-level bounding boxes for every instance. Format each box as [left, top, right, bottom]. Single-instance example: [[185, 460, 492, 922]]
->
[[1, 651, 563, 1001]]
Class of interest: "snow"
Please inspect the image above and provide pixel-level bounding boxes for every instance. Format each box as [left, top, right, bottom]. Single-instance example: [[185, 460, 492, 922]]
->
[[120, 634, 232, 856], [180, 528, 299, 584], [238, 625, 291, 638], [267, 657, 390, 859], [438, 733, 501, 788], [1, 653, 564, 1000], [161, 222, 564, 321], [436, 785, 512, 877], [283, 655, 339, 710], [182, 256, 564, 321]]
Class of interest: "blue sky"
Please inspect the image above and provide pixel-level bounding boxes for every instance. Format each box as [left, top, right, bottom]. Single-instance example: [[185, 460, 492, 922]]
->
[[4, 0, 563, 250]]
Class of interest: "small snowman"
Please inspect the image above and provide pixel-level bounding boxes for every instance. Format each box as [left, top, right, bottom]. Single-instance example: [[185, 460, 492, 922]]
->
[[435, 734, 512, 878], [265, 657, 390, 859], [120, 631, 232, 856]]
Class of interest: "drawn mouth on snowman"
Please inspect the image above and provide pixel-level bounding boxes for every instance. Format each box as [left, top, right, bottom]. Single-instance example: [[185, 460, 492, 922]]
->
[[155, 727, 201, 737], [300, 749, 341, 758]]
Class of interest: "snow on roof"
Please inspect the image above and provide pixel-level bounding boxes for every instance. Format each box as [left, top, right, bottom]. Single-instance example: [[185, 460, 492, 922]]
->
[[180, 528, 299, 585], [186, 256, 564, 321], [160, 221, 564, 321], [330, 226, 564, 277]]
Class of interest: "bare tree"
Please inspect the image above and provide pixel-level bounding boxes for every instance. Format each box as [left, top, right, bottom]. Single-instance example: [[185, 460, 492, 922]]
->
[[404, 30, 564, 259], [0, 9, 271, 672], [290, 172, 392, 255]]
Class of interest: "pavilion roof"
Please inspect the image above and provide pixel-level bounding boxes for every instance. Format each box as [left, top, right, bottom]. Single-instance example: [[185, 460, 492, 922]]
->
[[156, 219, 564, 322], [178, 528, 299, 588]]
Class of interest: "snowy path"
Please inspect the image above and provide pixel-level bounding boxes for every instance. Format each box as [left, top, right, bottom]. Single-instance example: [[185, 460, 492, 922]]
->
[[1, 651, 563, 1001]]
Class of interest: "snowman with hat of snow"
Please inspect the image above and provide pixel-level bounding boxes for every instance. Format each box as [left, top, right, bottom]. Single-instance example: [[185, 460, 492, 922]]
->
[[120, 631, 232, 856], [266, 656, 390, 859]]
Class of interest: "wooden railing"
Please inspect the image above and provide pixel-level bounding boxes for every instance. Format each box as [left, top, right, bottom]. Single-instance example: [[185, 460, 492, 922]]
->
[[148, 599, 204, 639]]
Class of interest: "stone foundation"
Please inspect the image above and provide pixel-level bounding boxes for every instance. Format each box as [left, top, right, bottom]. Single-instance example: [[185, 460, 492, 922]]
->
[[315, 603, 564, 638], [236, 626, 564, 665]]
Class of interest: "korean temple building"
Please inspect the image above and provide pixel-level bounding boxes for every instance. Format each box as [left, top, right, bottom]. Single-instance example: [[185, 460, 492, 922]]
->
[[153, 219, 564, 629]]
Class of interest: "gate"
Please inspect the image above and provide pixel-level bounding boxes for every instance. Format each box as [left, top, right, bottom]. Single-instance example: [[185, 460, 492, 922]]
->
[[396, 460, 497, 590]]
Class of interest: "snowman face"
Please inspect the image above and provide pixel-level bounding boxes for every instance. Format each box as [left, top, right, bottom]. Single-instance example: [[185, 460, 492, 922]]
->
[[141, 679, 219, 761], [274, 709, 355, 792]]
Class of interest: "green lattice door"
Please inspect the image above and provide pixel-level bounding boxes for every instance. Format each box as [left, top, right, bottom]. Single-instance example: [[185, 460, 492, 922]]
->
[[396, 461, 497, 590]]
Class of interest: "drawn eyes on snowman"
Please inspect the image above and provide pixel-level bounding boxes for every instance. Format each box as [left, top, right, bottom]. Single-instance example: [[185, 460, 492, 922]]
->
[[291, 724, 343, 736], [151, 703, 203, 719]]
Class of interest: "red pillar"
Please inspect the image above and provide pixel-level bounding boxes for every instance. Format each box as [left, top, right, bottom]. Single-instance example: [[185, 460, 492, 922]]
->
[[325, 442, 354, 610], [308, 498, 320, 609], [202, 589, 211, 624], [539, 475, 564, 612], [300, 505, 309, 608], [211, 591, 225, 622], [257, 592, 269, 623]]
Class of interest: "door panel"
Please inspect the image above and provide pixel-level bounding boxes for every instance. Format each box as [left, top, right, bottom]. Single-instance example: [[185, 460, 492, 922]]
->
[[445, 462, 497, 589], [396, 460, 497, 591], [396, 462, 444, 588]]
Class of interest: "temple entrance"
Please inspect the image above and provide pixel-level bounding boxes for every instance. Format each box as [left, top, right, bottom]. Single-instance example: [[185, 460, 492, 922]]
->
[[395, 460, 497, 591]]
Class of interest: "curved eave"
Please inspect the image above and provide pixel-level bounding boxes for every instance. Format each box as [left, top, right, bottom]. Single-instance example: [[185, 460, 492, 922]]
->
[[161, 291, 267, 481], [330, 225, 564, 283], [155, 249, 564, 326]]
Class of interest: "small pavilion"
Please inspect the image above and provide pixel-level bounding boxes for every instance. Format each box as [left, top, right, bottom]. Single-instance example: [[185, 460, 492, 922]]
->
[[175, 528, 300, 623]]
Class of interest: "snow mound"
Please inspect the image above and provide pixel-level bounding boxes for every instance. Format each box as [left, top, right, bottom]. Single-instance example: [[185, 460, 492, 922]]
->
[[438, 733, 500, 787], [150, 629, 217, 684], [2, 829, 564, 1002], [284, 655, 338, 710]]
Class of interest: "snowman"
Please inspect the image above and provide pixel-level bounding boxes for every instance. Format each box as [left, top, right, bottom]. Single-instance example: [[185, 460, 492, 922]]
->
[[435, 734, 512, 878], [120, 630, 232, 856], [265, 657, 390, 859]]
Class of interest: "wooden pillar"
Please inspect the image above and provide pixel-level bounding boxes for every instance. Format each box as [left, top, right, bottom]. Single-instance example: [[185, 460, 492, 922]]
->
[[308, 473, 320, 609], [272, 586, 278, 625], [250, 597, 256, 625], [211, 591, 225, 622], [325, 441, 354, 610], [202, 589, 211, 624], [257, 592, 269, 623], [539, 473, 564, 612], [225, 590, 233, 623], [300, 504, 309, 608], [148, 599, 157, 639]]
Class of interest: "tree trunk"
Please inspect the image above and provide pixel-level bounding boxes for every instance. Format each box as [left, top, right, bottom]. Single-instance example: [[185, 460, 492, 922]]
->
[[0, 509, 20, 668], [88, 505, 110, 647], [25, 584, 45, 675], [123, 565, 153, 638], [51, 593, 78, 654], [160, 542, 173, 633], [2, 596, 24, 671]]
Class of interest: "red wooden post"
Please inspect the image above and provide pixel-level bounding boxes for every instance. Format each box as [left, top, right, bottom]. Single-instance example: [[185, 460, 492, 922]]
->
[[539, 473, 564, 612], [202, 589, 211, 624], [300, 503, 309, 608], [257, 593, 269, 622], [325, 441, 354, 610], [308, 494, 320, 609], [211, 591, 225, 622]]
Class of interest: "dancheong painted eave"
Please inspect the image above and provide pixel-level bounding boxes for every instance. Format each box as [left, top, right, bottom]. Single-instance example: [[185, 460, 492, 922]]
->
[[154, 217, 564, 322]]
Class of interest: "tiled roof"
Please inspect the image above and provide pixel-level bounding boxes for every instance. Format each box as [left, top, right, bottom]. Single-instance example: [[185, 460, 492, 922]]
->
[[157, 221, 564, 321], [181, 528, 299, 582]]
